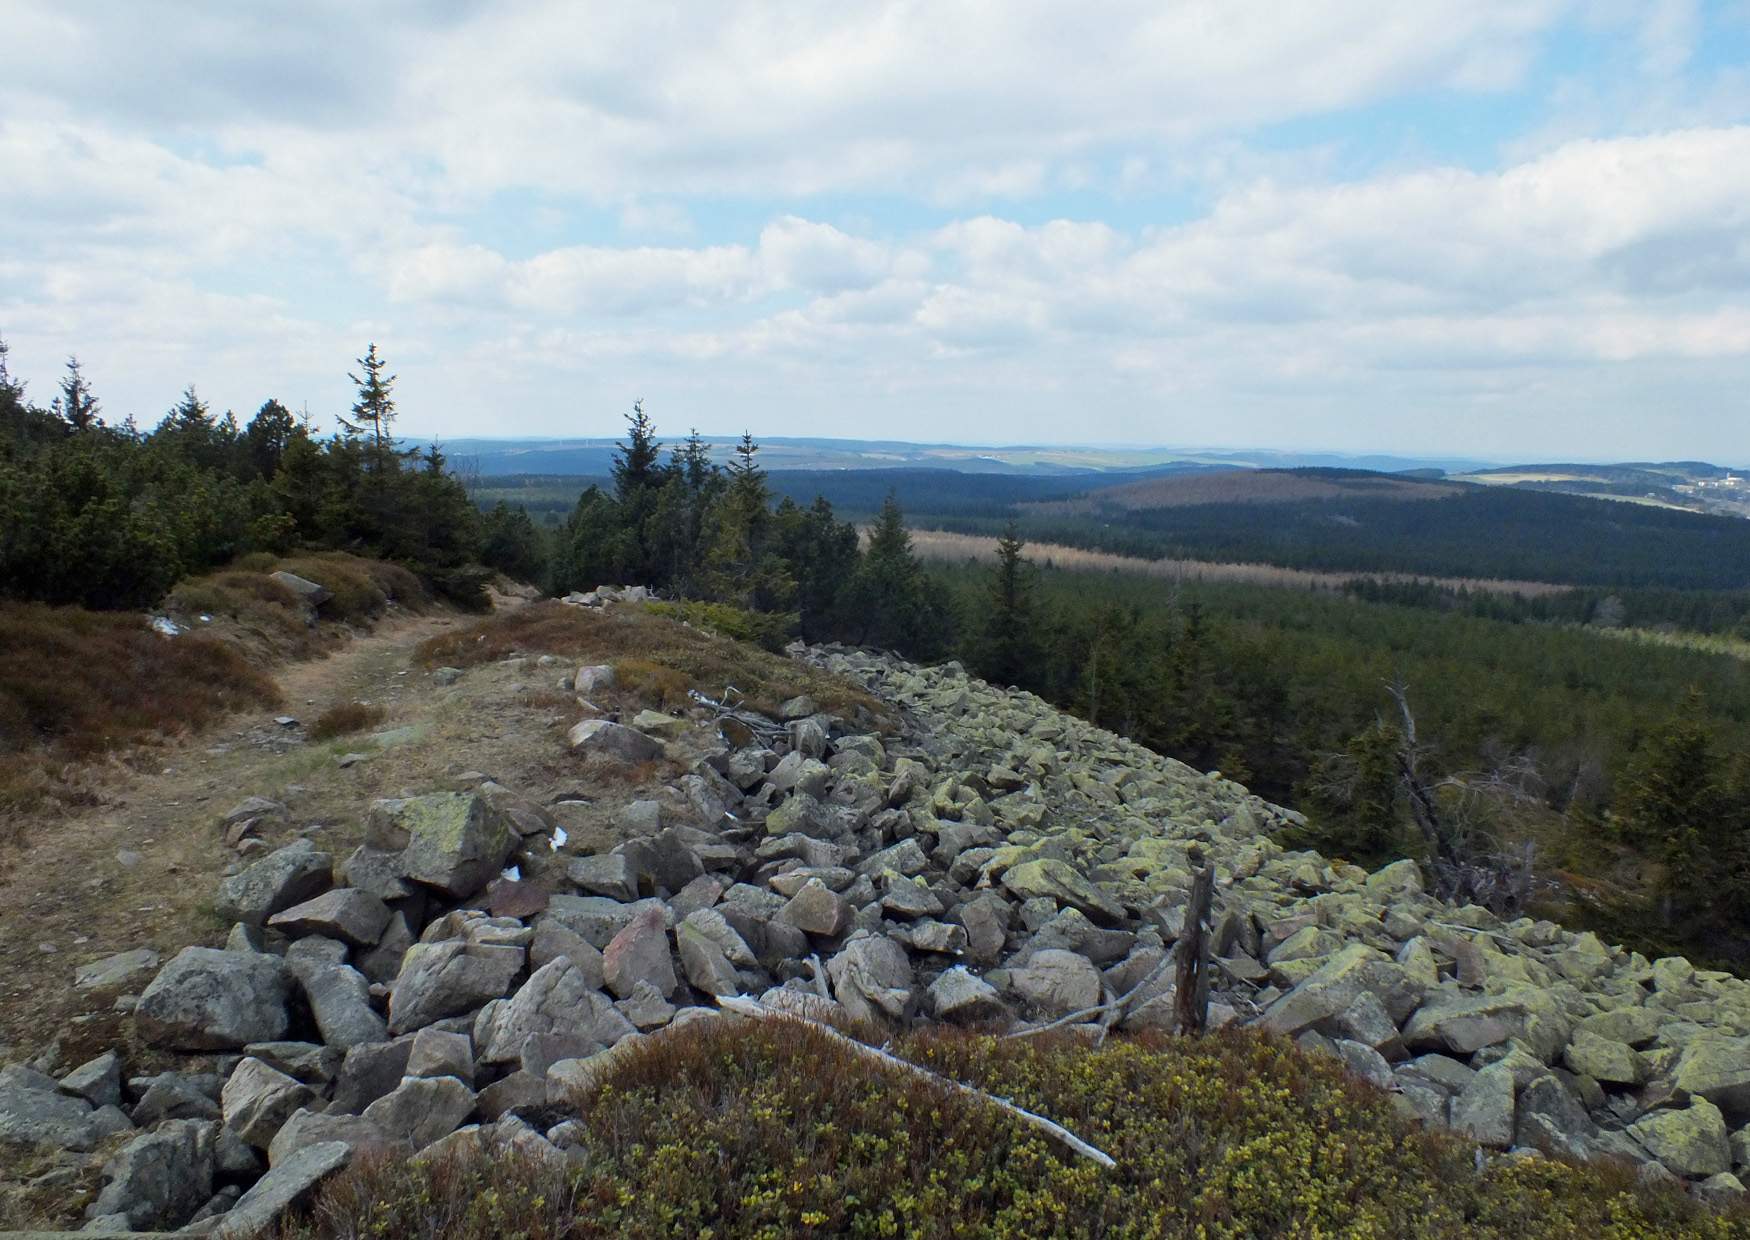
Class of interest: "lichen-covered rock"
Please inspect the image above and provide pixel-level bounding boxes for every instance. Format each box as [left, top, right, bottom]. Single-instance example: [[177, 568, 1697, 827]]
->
[[137, 947, 290, 1049], [1261, 944, 1423, 1037], [1450, 1063, 1515, 1149], [1000, 859, 1125, 926], [298, 963, 388, 1049], [1673, 1035, 1750, 1119], [0, 1077, 103, 1150], [396, 792, 518, 898], [928, 967, 1009, 1023], [1562, 1029, 1646, 1086], [480, 958, 630, 1063], [362, 1075, 478, 1150], [827, 933, 914, 1024], [1630, 1097, 1732, 1179], [777, 877, 852, 937]]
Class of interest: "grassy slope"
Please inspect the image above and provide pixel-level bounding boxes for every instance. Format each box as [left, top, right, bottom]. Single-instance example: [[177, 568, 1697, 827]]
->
[[0, 552, 429, 827], [281, 1020, 1744, 1239]]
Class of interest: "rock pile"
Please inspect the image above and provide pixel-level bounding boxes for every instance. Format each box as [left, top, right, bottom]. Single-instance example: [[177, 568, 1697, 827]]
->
[[12, 641, 1750, 1231]]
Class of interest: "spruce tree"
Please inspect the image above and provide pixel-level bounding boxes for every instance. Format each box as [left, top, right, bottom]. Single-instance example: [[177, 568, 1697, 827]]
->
[[52, 356, 101, 431], [610, 399, 663, 503], [979, 521, 1039, 687], [341, 343, 398, 468]]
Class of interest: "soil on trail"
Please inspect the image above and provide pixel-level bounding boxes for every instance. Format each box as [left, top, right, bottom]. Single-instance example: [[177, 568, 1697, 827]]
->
[[0, 605, 644, 1067]]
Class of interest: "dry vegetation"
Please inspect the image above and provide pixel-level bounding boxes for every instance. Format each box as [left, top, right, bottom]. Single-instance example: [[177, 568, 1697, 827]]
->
[[279, 1019, 1742, 1240], [0, 552, 430, 831], [307, 701, 389, 740], [1031, 467, 1467, 516], [907, 528, 1568, 599], [415, 601, 893, 725]]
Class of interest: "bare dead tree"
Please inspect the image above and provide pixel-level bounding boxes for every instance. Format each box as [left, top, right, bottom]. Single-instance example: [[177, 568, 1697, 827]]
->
[[1385, 678, 1543, 917], [1174, 852, 1216, 1036]]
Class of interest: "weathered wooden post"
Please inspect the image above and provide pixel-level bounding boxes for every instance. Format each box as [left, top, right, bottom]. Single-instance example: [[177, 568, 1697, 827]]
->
[[1175, 849, 1216, 1036]]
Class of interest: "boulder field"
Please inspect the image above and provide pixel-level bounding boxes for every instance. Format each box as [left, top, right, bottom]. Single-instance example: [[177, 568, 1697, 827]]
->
[[9, 641, 1750, 1231]]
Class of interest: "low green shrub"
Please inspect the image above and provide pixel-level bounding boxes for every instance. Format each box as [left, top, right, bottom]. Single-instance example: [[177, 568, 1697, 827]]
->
[[279, 1021, 1742, 1239]]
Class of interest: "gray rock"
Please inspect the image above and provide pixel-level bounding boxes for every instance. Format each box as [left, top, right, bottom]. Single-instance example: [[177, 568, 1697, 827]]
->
[[362, 1075, 478, 1150], [268, 1108, 410, 1167], [568, 719, 663, 762], [481, 958, 626, 1063], [136, 946, 290, 1049], [214, 1140, 351, 1238], [1011, 949, 1102, 1015], [74, 947, 162, 993], [330, 1040, 415, 1114], [1451, 1063, 1516, 1149], [927, 967, 1009, 1023], [59, 1050, 123, 1109], [89, 1118, 215, 1231], [1260, 944, 1424, 1037], [268, 888, 393, 946], [542, 893, 665, 948], [1513, 1073, 1597, 1158], [397, 792, 519, 899], [132, 1072, 221, 1125], [999, 859, 1125, 926], [407, 1028, 475, 1083], [826, 933, 914, 1025], [357, 910, 416, 985], [221, 1057, 315, 1149], [271, 570, 331, 606], [476, 1071, 549, 1121], [678, 918, 742, 996], [0, 1078, 100, 1149], [388, 940, 525, 1034], [777, 878, 852, 937], [617, 979, 677, 1030], [300, 963, 388, 1049], [342, 846, 413, 901], [213, 840, 333, 926], [602, 905, 677, 999], [1332, 1039, 1394, 1089], [956, 895, 1010, 965], [529, 919, 607, 989], [569, 853, 639, 901], [575, 664, 615, 695], [241, 1042, 343, 1084]]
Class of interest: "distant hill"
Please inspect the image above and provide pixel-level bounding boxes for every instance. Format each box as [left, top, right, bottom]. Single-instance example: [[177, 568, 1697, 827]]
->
[[1029, 467, 1466, 515], [1454, 461, 1750, 519]]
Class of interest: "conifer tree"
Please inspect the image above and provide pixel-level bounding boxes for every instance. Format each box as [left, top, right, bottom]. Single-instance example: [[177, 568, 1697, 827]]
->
[[341, 343, 398, 468], [978, 521, 1039, 687], [52, 356, 101, 431], [610, 399, 663, 503]]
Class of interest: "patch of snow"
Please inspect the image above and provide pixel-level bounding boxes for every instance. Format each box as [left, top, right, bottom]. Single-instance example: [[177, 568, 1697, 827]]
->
[[550, 825, 568, 850], [150, 616, 182, 637], [501, 864, 521, 882]]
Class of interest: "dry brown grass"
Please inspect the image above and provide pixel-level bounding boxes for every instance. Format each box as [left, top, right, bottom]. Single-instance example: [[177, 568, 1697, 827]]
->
[[0, 603, 281, 828], [906, 528, 1569, 600], [1032, 467, 1467, 516], [307, 701, 388, 741], [415, 601, 893, 725]]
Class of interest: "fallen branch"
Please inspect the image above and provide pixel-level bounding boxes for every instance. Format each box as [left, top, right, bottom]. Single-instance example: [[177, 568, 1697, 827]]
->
[[718, 994, 1118, 1169]]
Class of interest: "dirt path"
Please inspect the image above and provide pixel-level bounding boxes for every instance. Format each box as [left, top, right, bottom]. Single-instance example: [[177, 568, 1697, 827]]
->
[[0, 610, 530, 1064]]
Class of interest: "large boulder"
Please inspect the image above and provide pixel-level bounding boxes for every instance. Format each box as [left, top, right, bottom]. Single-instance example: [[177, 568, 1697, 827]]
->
[[298, 964, 388, 1049], [568, 719, 664, 763], [396, 792, 518, 899], [222, 1057, 315, 1150], [268, 888, 392, 946], [1630, 1097, 1732, 1179], [213, 841, 333, 926], [214, 1140, 352, 1238], [999, 859, 1125, 926], [1450, 1063, 1515, 1149], [602, 905, 678, 999], [388, 941, 525, 1034], [0, 1076, 104, 1150], [137, 947, 291, 1049], [1673, 1035, 1750, 1119], [361, 1076, 479, 1151], [1010, 949, 1102, 1015], [1259, 945, 1424, 1037], [827, 933, 914, 1025], [268, 1108, 409, 1167], [88, 1118, 215, 1231], [74, 947, 163, 994], [479, 958, 631, 1063]]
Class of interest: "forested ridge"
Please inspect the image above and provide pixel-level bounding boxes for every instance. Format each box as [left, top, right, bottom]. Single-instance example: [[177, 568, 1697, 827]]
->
[[7, 345, 1749, 967]]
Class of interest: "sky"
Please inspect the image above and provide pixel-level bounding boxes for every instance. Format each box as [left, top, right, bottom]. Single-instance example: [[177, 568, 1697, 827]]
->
[[3, 1, 1750, 462]]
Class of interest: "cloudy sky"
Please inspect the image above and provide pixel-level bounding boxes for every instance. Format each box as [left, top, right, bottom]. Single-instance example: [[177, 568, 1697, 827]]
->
[[4, 2, 1749, 461]]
